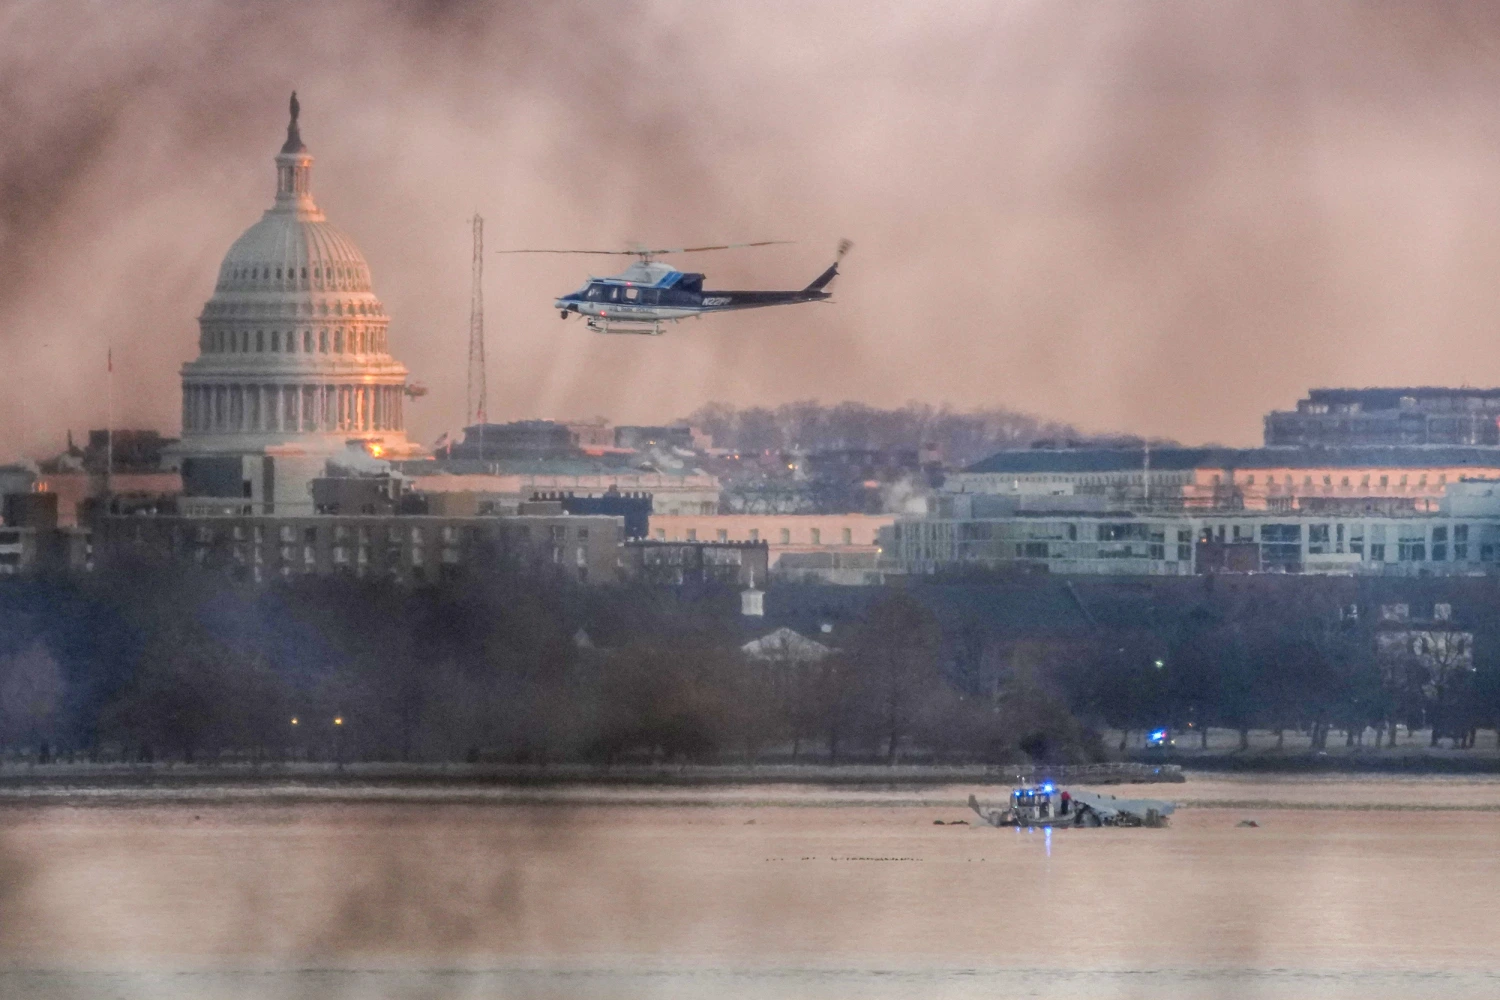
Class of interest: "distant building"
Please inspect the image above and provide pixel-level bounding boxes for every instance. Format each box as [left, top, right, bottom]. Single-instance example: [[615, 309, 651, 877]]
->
[[0, 493, 90, 575], [403, 458, 719, 516], [886, 479, 1500, 577], [948, 445, 1500, 513], [0, 465, 38, 498], [621, 539, 768, 589], [646, 513, 892, 583], [82, 430, 176, 472], [741, 627, 833, 664], [34, 471, 183, 528], [534, 489, 652, 539], [563, 419, 615, 450], [1265, 388, 1500, 447], [445, 420, 578, 461], [96, 511, 624, 585], [615, 425, 709, 451]]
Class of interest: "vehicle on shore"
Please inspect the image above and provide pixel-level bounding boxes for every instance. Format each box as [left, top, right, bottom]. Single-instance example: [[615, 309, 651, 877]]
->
[[968, 784, 1175, 828]]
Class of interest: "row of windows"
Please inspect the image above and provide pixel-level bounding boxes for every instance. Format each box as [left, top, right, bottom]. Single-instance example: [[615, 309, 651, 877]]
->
[[221, 263, 366, 289], [199, 522, 587, 546], [204, 326, 385, 355], [658, 526, 863, 545], [1234, 472, 1451, 489]]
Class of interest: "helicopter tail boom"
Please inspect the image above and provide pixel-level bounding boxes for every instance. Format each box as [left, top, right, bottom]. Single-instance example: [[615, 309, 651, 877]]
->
[[803, 238, 853, 293]]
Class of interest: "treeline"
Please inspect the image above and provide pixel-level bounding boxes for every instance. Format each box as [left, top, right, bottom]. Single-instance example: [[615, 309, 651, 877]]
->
[[7, 566, 1500, 767], [0, 561, 1094, 766], [1050, 580, 1500, 752], [683, 401, 1080, 466]]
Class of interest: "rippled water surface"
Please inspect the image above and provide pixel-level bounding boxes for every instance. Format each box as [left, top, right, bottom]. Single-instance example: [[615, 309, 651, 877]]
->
[[2, 776, 1498, 998]]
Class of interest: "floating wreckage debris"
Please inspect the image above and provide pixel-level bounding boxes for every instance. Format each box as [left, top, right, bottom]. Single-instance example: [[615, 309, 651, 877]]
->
[[968, 783, 1176, 829]]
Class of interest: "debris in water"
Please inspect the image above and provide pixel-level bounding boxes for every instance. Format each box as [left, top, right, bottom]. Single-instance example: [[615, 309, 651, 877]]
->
[[1237, 819, 1260, 828]]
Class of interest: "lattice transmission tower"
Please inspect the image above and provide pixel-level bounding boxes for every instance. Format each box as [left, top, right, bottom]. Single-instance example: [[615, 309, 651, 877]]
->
[[467, 213, 488, 431]]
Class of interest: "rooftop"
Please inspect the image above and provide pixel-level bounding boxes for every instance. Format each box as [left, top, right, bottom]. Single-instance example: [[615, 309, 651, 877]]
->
[[964, 446, 1500, 475]]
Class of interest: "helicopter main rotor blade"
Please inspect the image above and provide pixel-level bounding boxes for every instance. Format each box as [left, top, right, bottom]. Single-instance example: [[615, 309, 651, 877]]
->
[[495, 249, 637, 255], [657, 240, 795, 254], [495, 241, 794, 256]]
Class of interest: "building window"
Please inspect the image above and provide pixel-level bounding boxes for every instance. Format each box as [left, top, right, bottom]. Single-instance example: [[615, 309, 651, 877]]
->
[[780, 528, 791, 545], [1379, 475, 1389, 487], [1431, 525, 1448, 562], [1398, 532, 1426, 561], [1260, 524, 1302, 566], [716, 529, 728, 542], [842, 527, 853, 545], [686, 528, 697, 541], [749, 528, 759, 542], [656, 529, 666, 541], [810, 528, 821, 545], [1245, 475, 1256, 486], [1455, 523, 1469, 560]]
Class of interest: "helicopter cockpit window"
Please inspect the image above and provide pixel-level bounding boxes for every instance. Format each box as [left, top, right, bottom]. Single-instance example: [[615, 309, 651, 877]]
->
[[608, 285, 622, 302], [584, 284, 607, 301]]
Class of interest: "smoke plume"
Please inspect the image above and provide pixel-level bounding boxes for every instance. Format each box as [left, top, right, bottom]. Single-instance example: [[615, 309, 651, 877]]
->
[[7, 1, 1500, 457]]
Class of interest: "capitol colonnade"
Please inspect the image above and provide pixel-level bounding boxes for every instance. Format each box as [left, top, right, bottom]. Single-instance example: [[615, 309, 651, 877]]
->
[[182, 383, 405, 435]]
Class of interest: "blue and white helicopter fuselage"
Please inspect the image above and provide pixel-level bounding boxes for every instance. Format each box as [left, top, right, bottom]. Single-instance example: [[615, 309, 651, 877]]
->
[[552, 245, 847, 335]]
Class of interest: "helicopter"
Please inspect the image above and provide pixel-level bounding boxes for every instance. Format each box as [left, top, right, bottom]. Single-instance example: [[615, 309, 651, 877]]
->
[[498, 239, 851, 335]]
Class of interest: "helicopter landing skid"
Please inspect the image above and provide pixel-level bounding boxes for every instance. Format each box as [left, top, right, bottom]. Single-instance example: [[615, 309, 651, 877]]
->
[[587, 318, 663, 336]]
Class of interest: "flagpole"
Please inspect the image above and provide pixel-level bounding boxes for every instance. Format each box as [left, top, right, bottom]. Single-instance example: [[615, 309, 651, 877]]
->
[[106, 345, 114, 503]]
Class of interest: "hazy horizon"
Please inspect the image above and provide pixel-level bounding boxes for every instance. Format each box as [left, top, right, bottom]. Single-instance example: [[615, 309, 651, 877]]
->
[[8, 1, 1500, 459]]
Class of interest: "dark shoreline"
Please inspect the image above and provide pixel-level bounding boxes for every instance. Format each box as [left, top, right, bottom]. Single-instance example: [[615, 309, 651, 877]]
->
[[0, 755, 1497, 792]]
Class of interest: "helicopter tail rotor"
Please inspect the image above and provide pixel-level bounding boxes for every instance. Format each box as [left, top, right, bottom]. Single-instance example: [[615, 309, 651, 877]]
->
[[804, 238, 853, 293]]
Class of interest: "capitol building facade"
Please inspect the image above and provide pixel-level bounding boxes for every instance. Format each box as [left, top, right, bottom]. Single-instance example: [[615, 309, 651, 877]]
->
[[177, 96, 420, 513]]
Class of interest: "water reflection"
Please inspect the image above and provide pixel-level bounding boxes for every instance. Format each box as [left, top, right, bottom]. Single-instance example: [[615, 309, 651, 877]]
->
[[0, 779, 1496, 997]]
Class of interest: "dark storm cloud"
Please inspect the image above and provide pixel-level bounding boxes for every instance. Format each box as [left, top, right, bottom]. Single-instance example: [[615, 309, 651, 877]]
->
[[6, 0, 1500, 455]]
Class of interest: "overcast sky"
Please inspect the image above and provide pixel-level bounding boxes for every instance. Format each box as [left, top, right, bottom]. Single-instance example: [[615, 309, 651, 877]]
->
[[7, 0, 1500, 456]]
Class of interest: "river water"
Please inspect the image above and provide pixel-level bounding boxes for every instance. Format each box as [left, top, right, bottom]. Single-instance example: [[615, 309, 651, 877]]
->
[[2, 776, 1498, 999]]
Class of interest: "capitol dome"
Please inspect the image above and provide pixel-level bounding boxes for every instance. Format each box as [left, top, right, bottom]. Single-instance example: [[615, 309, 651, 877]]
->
[[180, 94, 416, 463]]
